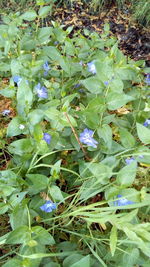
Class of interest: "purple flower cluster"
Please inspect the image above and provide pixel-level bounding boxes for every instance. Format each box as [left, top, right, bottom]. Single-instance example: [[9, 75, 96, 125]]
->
[[79, 128, 98, 148], [40, 200, 56, 213], [87, 61, 96, 74], [114, 194, 135, 207], [36, 83, 48, 99]]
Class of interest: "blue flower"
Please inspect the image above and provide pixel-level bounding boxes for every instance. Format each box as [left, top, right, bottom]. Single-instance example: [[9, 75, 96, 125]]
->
[[40, 200, 57, 213], [114, 194, 135, 207], [2, 109, 11, 116], [125, 157, 135, 165], [143, 119, 150, 127], [54, 41, 59, 45], [74, 83, 81, 88], [43, 133, 51, 144], [79, 128, 98, 148], [13, 75, 22, 86], [104, 81, 109, 86], [145, 73, 150, 85], [87, 61, 96, 74], [36, 83, 48, 99], [43, 61, 50, 76]]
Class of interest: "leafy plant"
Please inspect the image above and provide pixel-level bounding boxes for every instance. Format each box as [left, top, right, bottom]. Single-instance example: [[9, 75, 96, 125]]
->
[[0, 4, 150, 266]]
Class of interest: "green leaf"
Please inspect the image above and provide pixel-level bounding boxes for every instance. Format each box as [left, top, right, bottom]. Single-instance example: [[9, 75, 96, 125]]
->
[[110, 225, 117, 256], [38, 6, 52, 18], [0, 87, 15, 98], [63, 254, 90, 267], [8, 139, 33, 156], [119, 128, 135, 148], [26, 174, 49, 194], [81, 77, 103, 94], [122, 248, 139, 266], [31, 226, 55, 245], [37, 27, 52, 44], [0, 202, 8, 214], [97, 124, 112, 149], [87, 163, 112, 184], [49, 185, 64, 202], [106, 92, 134, 110], [2, 259, 22, 267], [21, 10, 37, 21], [116, 161, 137, 187], [6, 226, 30, 244], [7, 117, 25, 137], [17, 80, 33, 115], [10, 204, 28, 230], [28, 109, 44, 126], [72, 255, 90, 267], [136, 123, 150, 144]]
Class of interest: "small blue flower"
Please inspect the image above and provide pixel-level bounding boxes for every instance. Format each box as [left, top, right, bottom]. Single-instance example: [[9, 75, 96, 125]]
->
[[43, 133, 51, 144], [114, 194, 135, 206], [74, 83, 81, 88], [13, 75, 22, 86], [43, 61, 50, 76], [145, 74, 150, 85], [125, 157, 135, 165], [36, 83, 48, 99], [143, 119, 150, 127], [104, 81, 109, 86], [40, 200, 57, 213], [87, 61, 96, 74], [79, 128, 98, 148], [54, 41, 59, 45], [2, 109, 11, 116]]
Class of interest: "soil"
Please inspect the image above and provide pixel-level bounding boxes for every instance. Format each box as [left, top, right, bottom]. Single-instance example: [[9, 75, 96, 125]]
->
[[50, 1, 150, 66]]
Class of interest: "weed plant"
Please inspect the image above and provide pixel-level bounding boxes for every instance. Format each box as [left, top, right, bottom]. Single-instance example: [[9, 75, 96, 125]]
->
[[0, 3, 150, 267]]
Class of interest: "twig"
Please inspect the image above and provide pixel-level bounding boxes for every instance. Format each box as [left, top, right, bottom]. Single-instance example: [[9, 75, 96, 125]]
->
[[64, 112, 91, 161]]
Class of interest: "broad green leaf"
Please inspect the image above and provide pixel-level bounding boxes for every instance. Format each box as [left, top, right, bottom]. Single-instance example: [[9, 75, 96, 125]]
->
[[2, 259, 22, 267], [106, 92, 134, 110], [26, 174, 49, 194], [116, 161, 137, 186], [31, 226, 55, 245], [17, 80, 33, 115], [21, 10, 37, 21], [0, 202, 8, 214], [8, 139, 33, 156], [38, 6, 52, 18], [110, 225, 117, 256], [81, 77, 103, 94], [136, 123, 150, 144], [72, 255, 90, 267], [37, 27, 52, 44], [119, 128, 135, 148], [6, 226, 30, 244], [7, 117, 25, 137], [98, 124, 112, 149], [63, 254, 89, 267], [10, 204, 28, 230], [28, 109, 44, 125], [109, 78, 124, 92], [49, 185, 64, 202], [87, 163, 112, 184], [0, 87, 15, 98], [122, 248, 139, 266]]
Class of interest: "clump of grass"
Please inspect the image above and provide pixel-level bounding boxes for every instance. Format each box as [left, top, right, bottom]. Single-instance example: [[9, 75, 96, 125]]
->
[[131, 0, 150, 26]]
